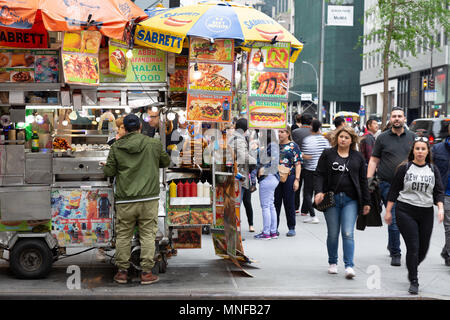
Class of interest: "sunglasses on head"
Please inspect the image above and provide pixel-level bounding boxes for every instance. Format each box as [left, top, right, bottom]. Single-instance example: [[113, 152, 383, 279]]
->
[[415, 136, 428, 142]]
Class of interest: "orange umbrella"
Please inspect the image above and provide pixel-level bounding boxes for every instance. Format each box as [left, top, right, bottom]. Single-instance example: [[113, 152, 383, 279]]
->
[[0, 0, 148, 40]]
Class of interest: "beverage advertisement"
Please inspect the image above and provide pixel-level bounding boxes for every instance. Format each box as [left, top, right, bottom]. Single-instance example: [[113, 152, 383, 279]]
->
[[248, 100, 287, 129], [51, 189, 113, 247], [188, 62, 233, 92], [248, 42, 291, 70], [172, 227, 202, 249], [0, 49, 59, 83], [189, 38, 234, 62], [248, 70, 289, 99], [187, 92, 232, 122]]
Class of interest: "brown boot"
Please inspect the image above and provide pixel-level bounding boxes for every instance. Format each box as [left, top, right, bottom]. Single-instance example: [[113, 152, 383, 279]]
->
[[141, 271, 159, 285], [113, 270, 128, 284]]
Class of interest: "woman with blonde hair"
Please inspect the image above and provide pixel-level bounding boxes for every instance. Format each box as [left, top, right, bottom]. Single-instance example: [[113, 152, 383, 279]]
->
[[314, 126, 370, 278]]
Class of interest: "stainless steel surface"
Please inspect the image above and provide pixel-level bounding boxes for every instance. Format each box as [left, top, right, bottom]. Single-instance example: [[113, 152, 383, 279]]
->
[[25, 152, 52, 185], [51, 181, 110, 188], [0, 145, 25, 186], [0, 186, 51, 221]]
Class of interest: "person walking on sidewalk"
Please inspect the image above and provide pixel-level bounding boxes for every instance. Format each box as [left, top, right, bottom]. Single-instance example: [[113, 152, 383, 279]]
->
[[385, 137, 445, 294], [254, 130, 280, 240], [275, 126, 302, 237], [103, 114, 170, 285], [367, 106, 416, 266], [359, 119, 379, 164], [301, 120, 330, 224], [292, 113, 313, 215], [314, 126, 370, 279], [431, 124, 450, 266]]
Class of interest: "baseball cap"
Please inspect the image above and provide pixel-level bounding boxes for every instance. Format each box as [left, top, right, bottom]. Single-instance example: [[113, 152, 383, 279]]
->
[[123, 114, 140, 132]]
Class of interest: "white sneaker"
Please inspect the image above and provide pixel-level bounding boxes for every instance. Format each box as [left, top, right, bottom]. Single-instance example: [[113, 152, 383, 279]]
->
[[303, 217, 313, 223], [328, 264, 338, 274], [310, 217, 320, 224], [345, 267, 356, 279]]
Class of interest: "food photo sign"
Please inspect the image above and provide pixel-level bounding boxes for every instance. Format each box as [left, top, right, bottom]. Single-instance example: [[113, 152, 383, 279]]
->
[[247, 42, 291, 129], [0, 49, 59, 83], [187, 37, 233, 123], [62, 31, 101, 85], [169, 55, 188, 92]]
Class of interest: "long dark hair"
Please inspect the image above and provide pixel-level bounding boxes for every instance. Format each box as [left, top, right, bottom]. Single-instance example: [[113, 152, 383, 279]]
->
[[407, 139, 432, 164]]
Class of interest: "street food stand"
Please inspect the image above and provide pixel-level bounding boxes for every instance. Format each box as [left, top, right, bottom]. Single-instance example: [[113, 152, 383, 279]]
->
[[334, 111, 360, 126], [0, 0, 303, 279]]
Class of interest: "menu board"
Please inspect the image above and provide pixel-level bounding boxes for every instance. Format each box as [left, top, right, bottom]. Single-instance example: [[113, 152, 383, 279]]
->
[[100, 45, 166, 83], [248, 100, 287, 129], [189, 38, 234, 62], [246, 42, 290, 129], [62, 31, 101, 85], [187, 37, 234, 123], [187, 92, 231, 122], [169, 55, 188, 92], [0, 49, 59, 83], [188, 62, 233, 92]]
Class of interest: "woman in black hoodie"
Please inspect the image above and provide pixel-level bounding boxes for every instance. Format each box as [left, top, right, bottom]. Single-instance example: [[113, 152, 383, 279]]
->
[[314, 126, 370, 279]]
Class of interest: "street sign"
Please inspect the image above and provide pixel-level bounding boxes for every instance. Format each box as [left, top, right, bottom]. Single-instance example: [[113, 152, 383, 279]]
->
[[301, 93, 313, 101], [327, 5, 354, 27], [424, 90, 436, 102]]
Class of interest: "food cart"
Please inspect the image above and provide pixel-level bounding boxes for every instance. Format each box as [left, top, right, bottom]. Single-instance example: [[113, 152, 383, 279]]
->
[[334, 111, 360, 126], [0, 0, 303, 279]]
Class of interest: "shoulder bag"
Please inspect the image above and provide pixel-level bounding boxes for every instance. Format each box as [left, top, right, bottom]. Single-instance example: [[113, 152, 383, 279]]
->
[[313, 153, 351, 212]]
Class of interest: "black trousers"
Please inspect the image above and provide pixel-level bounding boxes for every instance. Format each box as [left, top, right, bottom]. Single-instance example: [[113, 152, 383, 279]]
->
[[301, 169, 315, 217], [242, 187, 253, 227], [275, 174, 296, 230], [396, 201, 434, 282], [294, 170, 304, 211]]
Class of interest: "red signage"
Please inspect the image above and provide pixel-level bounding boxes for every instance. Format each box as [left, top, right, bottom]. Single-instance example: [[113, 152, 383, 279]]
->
[[0, 14, 48, 49]]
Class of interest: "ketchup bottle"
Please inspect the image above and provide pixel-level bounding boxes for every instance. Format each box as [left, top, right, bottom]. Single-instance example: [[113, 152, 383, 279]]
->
[[177, 181, 184, 197], [183, 180, 191, 197], [190, 180, 197, 197]]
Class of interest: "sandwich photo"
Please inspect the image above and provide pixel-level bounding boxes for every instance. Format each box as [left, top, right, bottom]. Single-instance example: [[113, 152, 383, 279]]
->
[[110, 49, 127, 71]]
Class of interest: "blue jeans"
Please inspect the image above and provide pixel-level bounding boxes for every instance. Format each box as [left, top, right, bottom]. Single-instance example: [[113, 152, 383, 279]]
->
[[324, 193, 358, 268], [259, 174, 279, 235], [379, 181, 401, 257]]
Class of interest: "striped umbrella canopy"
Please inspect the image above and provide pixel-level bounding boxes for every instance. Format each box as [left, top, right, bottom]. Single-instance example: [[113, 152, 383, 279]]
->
[[135, 1, 303, 62]]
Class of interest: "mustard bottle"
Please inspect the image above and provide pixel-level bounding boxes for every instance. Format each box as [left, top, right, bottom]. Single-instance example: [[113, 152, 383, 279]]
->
[[169, 180, 177, 198]]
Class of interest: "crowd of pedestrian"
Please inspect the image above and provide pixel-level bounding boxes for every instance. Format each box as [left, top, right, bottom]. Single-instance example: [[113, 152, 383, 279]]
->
[[227, 108, 447, 295], [102, 108, 448, 296]]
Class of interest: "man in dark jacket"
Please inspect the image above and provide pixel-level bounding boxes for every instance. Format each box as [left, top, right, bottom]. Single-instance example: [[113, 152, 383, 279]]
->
[[432, 124, 450, 266], [103, 114, 170, 285]]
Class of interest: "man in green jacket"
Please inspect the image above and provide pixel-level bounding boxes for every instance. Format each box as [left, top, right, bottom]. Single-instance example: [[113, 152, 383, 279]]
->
[[103, 114, 170, 285]]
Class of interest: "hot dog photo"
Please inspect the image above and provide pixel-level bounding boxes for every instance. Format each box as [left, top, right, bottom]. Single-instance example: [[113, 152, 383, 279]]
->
[[248, 101, 287, 129]]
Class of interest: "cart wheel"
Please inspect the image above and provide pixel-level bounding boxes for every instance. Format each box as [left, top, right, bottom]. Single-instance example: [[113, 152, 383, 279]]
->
[[10, 239, 53, 279], [159, 254, 168, 274]]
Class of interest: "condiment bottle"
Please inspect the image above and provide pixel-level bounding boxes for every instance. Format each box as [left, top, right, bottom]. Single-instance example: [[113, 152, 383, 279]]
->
[[31, 131, 40, 152], [190, 180, 197, 197], [197, 181, 204, 198], [203, 181, 210, 199], [183, 180, 191, 197], [177, 181, 184, 197], [169, 181, 177, 198]]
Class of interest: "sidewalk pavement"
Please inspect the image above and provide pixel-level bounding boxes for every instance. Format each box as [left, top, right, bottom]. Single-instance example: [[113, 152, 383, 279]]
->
[[0, 189, 449, 300]]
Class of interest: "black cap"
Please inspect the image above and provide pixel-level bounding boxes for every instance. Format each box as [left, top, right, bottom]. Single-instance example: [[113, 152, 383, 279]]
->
[[235, 118, 248, 132], [123, 114, 140, 132]]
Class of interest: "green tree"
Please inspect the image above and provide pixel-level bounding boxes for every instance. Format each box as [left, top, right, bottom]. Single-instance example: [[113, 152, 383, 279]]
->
[[360, 0, 449, 126]]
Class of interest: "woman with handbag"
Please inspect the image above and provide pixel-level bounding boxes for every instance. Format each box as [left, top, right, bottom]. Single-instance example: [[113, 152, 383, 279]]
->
[[385, 137, 445, 295], [275, 126, 302, 237], [254, 130, 280, 239], [314, 126, 371, 278]]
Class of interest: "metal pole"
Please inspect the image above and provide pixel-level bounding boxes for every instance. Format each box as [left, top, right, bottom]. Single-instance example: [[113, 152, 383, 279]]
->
[[302, 61, 319, 110], [318, 0, 326, 122]]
